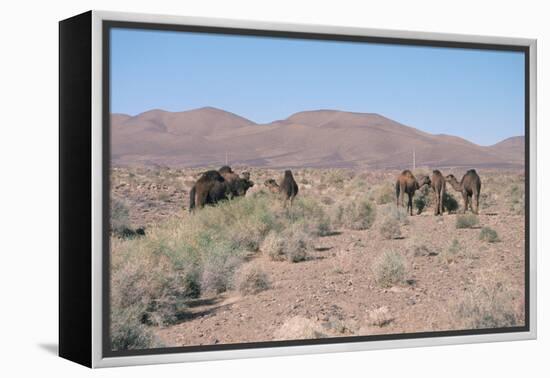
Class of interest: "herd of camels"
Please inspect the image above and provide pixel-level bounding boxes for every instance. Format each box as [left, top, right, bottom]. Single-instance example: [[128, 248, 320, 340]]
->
[[189, 166, 482, 216]]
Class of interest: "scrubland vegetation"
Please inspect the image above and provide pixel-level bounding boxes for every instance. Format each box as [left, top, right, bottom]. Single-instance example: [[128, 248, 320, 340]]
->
[[110, 167, 526, 349]]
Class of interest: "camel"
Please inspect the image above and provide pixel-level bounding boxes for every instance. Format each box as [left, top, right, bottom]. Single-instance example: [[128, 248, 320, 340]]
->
[[189, 167, 254, 211], [264, 170, 299, 207], [395, 170, 431, 216], [445, 169, 482, 214], [218, 166, 253, 198], [431, 170, 446, 216]]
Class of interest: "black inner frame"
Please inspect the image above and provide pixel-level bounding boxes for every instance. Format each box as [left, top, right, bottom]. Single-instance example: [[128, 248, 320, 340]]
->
[[102, 20, 531, 358]]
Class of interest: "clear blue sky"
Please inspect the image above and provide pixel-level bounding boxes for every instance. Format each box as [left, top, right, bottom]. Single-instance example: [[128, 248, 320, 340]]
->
[[110, 28, 525, 146]]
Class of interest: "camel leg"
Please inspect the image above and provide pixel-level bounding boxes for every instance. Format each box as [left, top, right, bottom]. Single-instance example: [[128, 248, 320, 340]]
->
[[434, 193, 440, 216], [461, 192, 468, 214], [408, 193, 414, 216], [196, 190, 208, 209], [439, 188, 445, 215], [473, 193, 479, 215]]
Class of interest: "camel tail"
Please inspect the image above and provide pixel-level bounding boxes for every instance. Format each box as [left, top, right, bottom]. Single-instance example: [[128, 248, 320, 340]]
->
[[189, 186, 196, 212]]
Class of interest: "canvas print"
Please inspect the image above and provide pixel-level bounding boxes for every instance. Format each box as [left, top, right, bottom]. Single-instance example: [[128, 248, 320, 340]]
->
[[108, 27, 527, 352]]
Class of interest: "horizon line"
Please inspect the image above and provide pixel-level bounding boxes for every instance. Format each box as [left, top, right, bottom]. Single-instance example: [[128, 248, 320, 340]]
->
[[110, 105, 525, 147]]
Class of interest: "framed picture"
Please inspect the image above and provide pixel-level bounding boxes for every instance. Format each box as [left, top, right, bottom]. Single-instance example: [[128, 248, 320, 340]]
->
[[59, 10, 537, 368]]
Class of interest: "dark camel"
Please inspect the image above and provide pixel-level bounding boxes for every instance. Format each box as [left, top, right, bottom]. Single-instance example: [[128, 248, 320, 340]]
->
[[395, 170, 431, 216], [189, 167, 254, 211], [445, 169, 482, 214], [264, 170, 299, 207], [431, 170, 446, 216]]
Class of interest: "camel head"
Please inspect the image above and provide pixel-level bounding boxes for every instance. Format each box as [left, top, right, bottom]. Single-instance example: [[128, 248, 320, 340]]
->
[[264, 179, 280, 193], [418, 175, 431, 188], [445, 174, 458, 183]]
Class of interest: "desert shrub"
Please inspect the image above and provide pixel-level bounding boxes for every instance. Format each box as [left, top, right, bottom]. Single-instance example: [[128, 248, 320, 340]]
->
[[262, 225, 311, 262], [234, 265, 270, 295], [455, 214, 479, 229], [508, 184, 525, 215], [322, 169, 346, 188], [200, 237, 244, 294], [111, 305, 156, 351], [443, 192, 459, 213], [414, 196, 426, 215], [111, 197, 131, 235], [197, 195, 277, 252], [414, 186, 433, 214], [372, 183, 395, 205], [379, 205, 409, 225], [440, 238, 460, 263], [337, 198, 376, 230], [273, 316, 326, 340], [286, 197, 333, 237], [373, 251, 406, 287], [321, 196, 335, 205], [479, 227, 500, 243], [456, 280, 523, 329], [379, 217, 402, 240]]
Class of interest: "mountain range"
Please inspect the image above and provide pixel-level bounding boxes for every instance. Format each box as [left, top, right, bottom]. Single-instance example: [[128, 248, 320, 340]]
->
[[111, 107, 524, 169]]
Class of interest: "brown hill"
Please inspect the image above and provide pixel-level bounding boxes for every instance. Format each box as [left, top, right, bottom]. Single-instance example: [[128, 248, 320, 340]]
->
[[110, 107, 524, 169]]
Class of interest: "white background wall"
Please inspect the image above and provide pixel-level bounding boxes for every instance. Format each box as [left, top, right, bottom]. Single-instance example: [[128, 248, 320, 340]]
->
[[0, 0, 547, 376]]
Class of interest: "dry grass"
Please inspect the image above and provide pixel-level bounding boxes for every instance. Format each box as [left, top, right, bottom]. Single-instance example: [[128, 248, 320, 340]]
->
[[454, 273, 524, 329], [455, 214, 479, 229], [373, 250, 406, 287], [479, 227, 500, 243], [234, 265, 270, 295]]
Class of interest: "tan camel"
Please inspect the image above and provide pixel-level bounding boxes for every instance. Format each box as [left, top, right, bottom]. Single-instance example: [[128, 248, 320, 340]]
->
[[431, 170, 446, 216], [445, 169, 482, 214], [395, 170, 431, 216]]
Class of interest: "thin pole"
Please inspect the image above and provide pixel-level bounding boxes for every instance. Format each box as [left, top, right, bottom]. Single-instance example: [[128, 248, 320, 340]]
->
[[413, 148, 416, 171]]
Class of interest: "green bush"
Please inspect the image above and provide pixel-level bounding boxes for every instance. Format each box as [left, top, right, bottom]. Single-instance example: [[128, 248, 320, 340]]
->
[[373, 184, 395, 205], [373, 251, 406, 287], [456, 214, 479, 229], [414, 186, 433, 214], [479, 227, 500, 243], [262, 225, 310, 262], [111, 305, 156, 351], [443, 192, 459, 213], [338, 198, 376, 230]]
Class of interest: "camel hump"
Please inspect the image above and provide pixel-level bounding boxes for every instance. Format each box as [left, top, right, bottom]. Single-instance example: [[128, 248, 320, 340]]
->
[[201, 170, 225, 182], [433, 169, 442, 175], [218, 165, 234, 174], [467, 169, 477, 174]]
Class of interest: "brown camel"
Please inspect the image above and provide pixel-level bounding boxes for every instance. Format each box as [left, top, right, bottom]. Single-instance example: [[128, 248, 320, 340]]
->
[[264, 170, 299, 207], [445, 169, 482, 214], [431, 170, 446, 216], [395, 170, 431, 216], [189, 166, 254, 211]]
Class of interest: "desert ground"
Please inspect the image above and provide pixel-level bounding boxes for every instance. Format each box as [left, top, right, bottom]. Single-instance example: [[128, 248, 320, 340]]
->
[[110, 166, 526, 350]]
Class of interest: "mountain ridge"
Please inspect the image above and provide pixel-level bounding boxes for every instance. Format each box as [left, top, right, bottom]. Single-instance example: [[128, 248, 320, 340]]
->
[[110, 107, 524, 169]]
